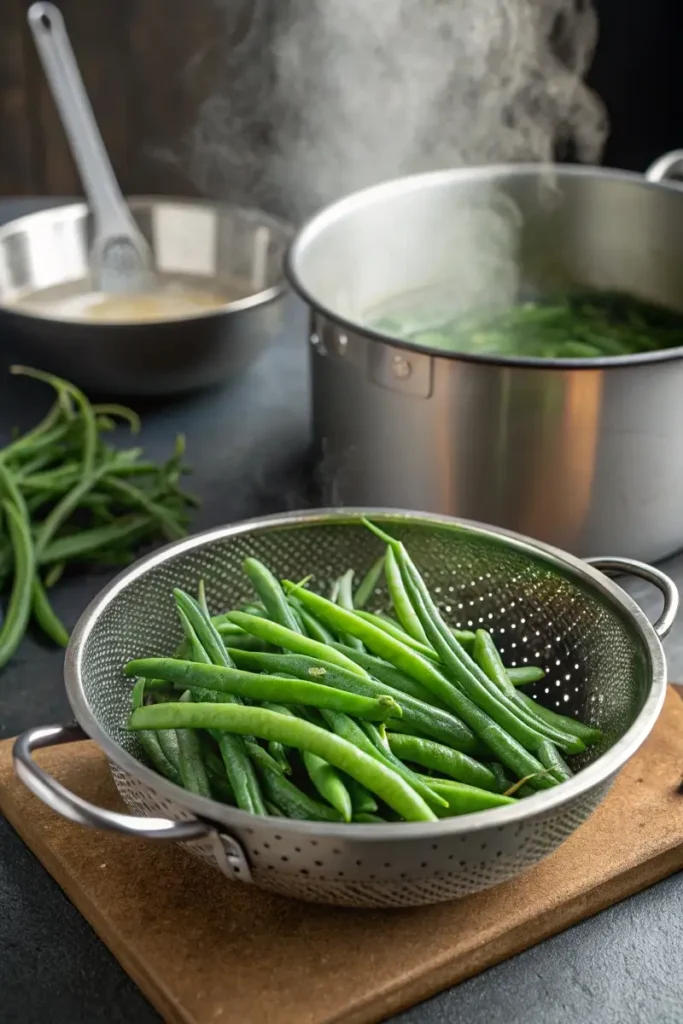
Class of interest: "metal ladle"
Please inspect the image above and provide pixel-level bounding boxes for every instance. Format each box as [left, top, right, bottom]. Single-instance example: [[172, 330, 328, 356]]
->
[[27, 2, 154, 295]]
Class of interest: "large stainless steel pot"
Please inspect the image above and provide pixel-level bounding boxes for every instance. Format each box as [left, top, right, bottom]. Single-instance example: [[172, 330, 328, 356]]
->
[[286, 150, 683, 562]]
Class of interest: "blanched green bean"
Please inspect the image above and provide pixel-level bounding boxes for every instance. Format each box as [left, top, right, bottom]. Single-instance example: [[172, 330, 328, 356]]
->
[[387, 733, 499, 791], [353, 556, 385, 609], [227, 611, 368, 677], [227, 647, 479, 753], [125, 657, 402, 721], [128, 702, 438, 822], [244, 557, 304, 634]]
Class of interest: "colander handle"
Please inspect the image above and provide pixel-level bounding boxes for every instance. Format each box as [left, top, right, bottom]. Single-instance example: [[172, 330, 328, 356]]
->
[[585, 557, 679, 639], [13, 722, 213, 841]]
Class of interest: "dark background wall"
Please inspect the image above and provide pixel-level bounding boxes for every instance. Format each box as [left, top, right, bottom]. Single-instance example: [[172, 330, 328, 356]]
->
[[0, 0, 681, 200]]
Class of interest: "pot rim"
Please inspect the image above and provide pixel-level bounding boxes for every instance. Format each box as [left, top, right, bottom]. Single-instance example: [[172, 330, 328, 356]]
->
[[64, 507, 668, 841], [286, 162, 683, 372]]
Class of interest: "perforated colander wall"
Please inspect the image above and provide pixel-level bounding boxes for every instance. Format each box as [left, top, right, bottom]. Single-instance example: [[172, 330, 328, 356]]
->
[[74, 513, 653, 907]]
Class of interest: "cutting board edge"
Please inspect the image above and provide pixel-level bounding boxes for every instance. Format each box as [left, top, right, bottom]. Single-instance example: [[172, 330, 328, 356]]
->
[[1, 793, 192, 1024], [4, 780, 683, 1024], [334, 844, 683, 1024]]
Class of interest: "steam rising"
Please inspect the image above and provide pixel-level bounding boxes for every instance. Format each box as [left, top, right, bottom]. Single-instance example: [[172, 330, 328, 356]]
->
[[188, 0, 607, 219]]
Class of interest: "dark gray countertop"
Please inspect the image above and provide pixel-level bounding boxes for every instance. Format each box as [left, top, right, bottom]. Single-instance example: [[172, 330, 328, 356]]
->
[[0, 198, 681, 1024]]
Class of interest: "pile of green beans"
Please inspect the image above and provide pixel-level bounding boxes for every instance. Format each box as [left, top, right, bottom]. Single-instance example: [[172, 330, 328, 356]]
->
[[126, 524, 601, 824], [0, 366, 197, 669], [370, 290, 683, 359]]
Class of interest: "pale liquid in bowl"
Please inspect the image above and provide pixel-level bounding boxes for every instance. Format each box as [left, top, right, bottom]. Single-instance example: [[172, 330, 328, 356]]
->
[[9, 276, 253, 324]]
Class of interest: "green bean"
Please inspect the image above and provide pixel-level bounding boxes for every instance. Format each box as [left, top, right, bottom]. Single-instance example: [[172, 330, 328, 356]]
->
[[218, 731, 265, 813], [128, 702, 437, 822], [249, 749, 342, 821], [353, 813, 387, 823], [291, 603, 336, 645], [174, 598, 265, 813], [354, 610, 437, 659], [473, 629, 585, 754], [344, 776, 378, 815], [320, 709, 448, 811], [507, 666, 546, 685], [416, 776, 518, 816], [92, 403, 141, 433], [12, 367, 98, 479], [537, 738, 573, 782], [514, 690, 602, 744], [385, 544, 429, 644], [1, 397, 64, 462], [337, 569, 364, 651], [125, 657, 402, 721], [328, 642, 449, 708], [43, 561, 66, 589], [366, 534, 574, 773], [130, 679, 183, 786], [267, 741, 291, 774], [228, 648, 479, 753], [102, 477, 186, 541], [0, 500, 35, 667], [353, 555, 385, 609], [243, 557, 303, 633], [216, 630, 269, 652], [285, 579, 554, 788], [244, 740, 288, 777], [31, 577, 70, 647], [138, 729, 182, 786], [174, 692, 212, 798], [386, 733, 499, 791], [487, 761, 514, 795], [157, 725, 182, 769], [302, 750, 353, 821], [353, 609, 477, 658], [227, 611, 369, 677], [39, 517, 151, 564], [173, 589, 235, 669]]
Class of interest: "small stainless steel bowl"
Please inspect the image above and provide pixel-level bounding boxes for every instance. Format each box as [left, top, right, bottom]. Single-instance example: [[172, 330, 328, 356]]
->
[[0, 196, 292, 396]]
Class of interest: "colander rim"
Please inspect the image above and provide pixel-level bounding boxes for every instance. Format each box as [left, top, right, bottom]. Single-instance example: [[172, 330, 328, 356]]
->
[[64, 508, 668, 840]]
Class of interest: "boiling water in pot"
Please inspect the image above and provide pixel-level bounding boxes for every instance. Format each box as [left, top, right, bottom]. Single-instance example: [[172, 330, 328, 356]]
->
[[366, 286, 683, 359]]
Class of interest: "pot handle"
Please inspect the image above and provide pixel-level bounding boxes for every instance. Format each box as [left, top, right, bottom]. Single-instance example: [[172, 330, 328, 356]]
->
[[585, 557, 679, 639], [645, 150, 683, 183], [13, 722, 213, 841]]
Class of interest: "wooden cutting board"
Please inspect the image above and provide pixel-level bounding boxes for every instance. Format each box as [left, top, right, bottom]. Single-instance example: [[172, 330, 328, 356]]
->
[[2, 688, 683, 1024]]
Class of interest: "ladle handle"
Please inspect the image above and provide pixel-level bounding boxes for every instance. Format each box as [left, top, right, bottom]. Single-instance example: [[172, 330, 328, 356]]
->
[[27, 3, 139, 241]]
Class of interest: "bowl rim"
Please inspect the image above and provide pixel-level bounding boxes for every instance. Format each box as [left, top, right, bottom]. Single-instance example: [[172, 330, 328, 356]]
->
[[0, 195, 293, 326], [285, 161, 683, 371], [63, 508, 669, 841]]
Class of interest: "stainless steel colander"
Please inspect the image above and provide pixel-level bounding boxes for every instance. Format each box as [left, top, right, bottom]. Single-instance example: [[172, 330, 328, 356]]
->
[[13, 510, 677, 908]]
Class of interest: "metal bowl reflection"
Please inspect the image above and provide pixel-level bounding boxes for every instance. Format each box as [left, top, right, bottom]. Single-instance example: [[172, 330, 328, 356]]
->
[[0, 196, 291, 396]]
